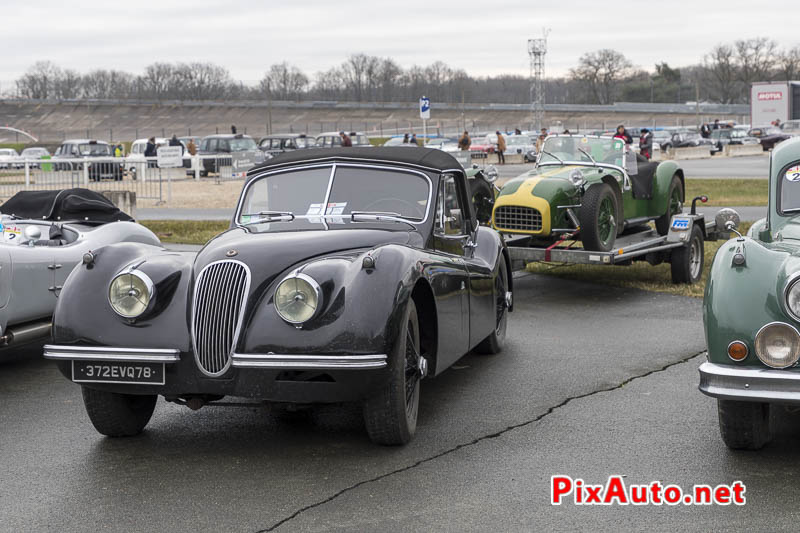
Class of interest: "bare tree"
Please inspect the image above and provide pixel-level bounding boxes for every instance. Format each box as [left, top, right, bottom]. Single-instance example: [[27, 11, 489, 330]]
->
[[777, 46, 800, 81], [570, 49, 633, 104], [259, 62, 308, 100], [140, 62, 174, 99], [735, 37, 778, 85], [703, 44, 740, 103], [15, 61, 62, 99]]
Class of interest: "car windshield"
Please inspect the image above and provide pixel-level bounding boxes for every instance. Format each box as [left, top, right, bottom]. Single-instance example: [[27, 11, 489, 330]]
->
[[238, 165, 430, 224], [539, 136, 625, 166], [21, 148, 48, 156], [78, 144, 111, 156], [230, 138, 257, 151], [780, 163, 800, 213], [0, 149, 17, 156]]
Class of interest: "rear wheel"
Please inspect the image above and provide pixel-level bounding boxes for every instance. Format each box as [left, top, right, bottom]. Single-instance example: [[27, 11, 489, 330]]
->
[[476, 255, 509, 354], [579, 183, 618, 252], [718, 399, 771, 450], [81, 387, 157, 437], [363, 299, 422, 445], [655, 174, 683, 235], [670, 224, 704, 284]]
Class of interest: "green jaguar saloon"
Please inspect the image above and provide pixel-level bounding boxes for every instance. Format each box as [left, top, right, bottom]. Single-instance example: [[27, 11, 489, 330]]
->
[[700, 135, 800, 449]]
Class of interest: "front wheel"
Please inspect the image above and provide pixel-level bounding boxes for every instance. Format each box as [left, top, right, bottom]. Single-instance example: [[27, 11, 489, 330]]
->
[[363, 299, 422, 445], [717, 399, 771, 450], [579, 183, 618, 252], [82, 387, 157, 437], [670, 224, 704, 283], [655, 174, 684, 235], [475, 254, 509, 354]]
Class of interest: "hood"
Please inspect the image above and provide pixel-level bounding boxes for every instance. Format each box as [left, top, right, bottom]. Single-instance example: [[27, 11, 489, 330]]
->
[[193, 219, 413, 292]]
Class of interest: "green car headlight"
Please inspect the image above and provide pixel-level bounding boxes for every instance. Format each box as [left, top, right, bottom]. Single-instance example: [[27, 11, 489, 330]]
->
[[754, 322, 800, 368], [108, 270, 154, 318], [274, 273, 321, 324], [785, 277, 800, 322]]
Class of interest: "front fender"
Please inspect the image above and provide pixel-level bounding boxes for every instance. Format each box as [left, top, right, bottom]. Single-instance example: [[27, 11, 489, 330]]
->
[[52, 242, 193, 350], [653, 160, 682, 213], [704, 237, 798, 366], [240, 244, 425, 357]]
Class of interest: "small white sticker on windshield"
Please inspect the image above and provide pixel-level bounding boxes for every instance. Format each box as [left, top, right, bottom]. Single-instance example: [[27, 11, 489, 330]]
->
[[306, 203, 323, 216], [786, 165, 800, 182], [325, 202, 347, 215]]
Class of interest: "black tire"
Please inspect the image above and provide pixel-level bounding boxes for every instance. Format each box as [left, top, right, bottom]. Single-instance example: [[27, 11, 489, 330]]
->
[[655, 174, 684, 235], [717, 399, 771, 450], [363, 299, 421, 445], [670, 224, 704, 284], [469, 177, 494, 225], [579, 183, 618, 252], [476, 254, 509, 354], [81, 387, 157, 437]]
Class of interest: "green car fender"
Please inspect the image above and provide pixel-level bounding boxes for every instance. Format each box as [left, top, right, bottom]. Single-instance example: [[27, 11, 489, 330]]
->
[[704, 235, 799, 366], [651, 160, 684, 214]]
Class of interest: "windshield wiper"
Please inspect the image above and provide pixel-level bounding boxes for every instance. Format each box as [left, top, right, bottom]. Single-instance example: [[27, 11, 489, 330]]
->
[[240, 211, 295, 224], [541, 150, 563, 164], [577, 148, 598, 167], [350, 211, 416, 227]]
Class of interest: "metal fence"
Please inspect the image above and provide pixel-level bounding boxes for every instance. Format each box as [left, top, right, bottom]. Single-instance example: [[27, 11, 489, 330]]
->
[[0, 155, 246, 204]]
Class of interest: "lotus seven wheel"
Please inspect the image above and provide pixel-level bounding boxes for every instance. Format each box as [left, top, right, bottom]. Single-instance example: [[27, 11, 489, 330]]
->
[[670, 224, 704, 284], [717, 399, 771, 450], [475, 255, 509, 354], [655, 174, 684, 235], [580, 183, 618, 252], [81, 387, 157, 437], [363, 298, 422, 445]]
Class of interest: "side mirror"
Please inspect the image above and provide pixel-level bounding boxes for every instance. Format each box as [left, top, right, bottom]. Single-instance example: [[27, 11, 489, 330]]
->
[[484, 165, 498, 183]]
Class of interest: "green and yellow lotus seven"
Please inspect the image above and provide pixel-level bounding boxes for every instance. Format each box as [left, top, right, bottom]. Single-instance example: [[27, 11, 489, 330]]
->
[[700, 136, 800, 450], [491, 135, 684, 251]]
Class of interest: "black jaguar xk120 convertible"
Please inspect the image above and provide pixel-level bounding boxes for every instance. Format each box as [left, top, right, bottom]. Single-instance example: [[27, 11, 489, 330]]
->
[[45, 147, 513, 445]]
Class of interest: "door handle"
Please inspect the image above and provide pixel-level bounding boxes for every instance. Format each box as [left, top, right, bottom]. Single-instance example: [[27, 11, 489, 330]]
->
[[463, 239, 478, 250]]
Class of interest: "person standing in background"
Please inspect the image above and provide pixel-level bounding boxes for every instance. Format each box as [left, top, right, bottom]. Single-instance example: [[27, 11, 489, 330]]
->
[[639, 128, 653, 160], [231, 125, 237, 134], [536, 127, 548, 153], [409, 134, 418, 146], [339, 131, 352, 147], [613, 125, 633, 145], [495, 130, 506, 165], [402, 133, 409, 144], [458, 130, 471, 150], [144, 137, 157, 157], [169, 134, 183, 154], [187, 139, 197, 155]]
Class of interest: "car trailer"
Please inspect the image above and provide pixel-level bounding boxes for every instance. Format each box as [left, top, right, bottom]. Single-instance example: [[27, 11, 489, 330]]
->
[[502, 198, 740, 284]]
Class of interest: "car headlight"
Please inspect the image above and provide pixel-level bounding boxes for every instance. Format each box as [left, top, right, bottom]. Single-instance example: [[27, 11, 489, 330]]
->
[[108, 269, 154, 318], [785, 277, 800, 321], [754, 322, 800, 368], [569, 169, 585, 187], [274, 272, 321, 324]]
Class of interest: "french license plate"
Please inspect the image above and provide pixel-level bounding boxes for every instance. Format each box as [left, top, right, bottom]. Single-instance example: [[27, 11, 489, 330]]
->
[[72, 361, 165, 385]]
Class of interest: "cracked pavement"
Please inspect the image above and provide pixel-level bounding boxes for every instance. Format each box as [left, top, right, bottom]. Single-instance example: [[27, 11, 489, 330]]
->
[[5, 273, 790, 532]]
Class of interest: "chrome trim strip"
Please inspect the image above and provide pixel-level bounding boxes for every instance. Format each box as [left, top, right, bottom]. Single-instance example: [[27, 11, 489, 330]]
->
[[231, 353, 387, 369], [699, 361, 800, 404], [43, 344, 180, 363]]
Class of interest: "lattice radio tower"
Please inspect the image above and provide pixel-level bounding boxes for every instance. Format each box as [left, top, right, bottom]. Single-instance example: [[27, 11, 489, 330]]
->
[[528, 30, 549, 131]]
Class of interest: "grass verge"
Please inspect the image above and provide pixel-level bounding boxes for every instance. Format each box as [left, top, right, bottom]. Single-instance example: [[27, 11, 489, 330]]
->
[[140, 220, 229, 244], [524, 222, 753, 299], [686, 178, 767, 206]]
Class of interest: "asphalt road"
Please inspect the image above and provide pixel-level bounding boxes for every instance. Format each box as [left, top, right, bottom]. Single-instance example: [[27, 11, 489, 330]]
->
[[3, 273, 794, 532]]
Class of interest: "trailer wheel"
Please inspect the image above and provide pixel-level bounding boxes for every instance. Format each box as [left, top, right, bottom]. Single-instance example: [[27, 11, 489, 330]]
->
[[671, 224, 704, 283]]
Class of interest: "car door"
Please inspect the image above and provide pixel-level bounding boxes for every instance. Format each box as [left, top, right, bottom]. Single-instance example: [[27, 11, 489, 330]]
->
[[431, 174, 471, 364]]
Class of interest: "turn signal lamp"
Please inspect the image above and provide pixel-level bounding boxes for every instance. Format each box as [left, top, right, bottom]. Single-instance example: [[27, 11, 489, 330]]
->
[[727, 341, 748, 361]]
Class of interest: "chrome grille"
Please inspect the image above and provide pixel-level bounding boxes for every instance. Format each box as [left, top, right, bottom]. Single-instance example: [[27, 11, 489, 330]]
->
[[494, 206, 543, 232], [191, 260, 250, 376]]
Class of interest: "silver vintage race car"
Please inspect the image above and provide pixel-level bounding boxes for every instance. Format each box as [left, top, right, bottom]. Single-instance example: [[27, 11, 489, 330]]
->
[[0, 189, 160, 349]]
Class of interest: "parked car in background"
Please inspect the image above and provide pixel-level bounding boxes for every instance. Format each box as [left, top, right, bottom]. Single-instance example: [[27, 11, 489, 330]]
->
[[781, 120, 800, 136], [0, 189, 160, 353], [258, 134, 317, 157], [316, 131, 371, 148], [197, 134, 260, 176], [652, 130, 672, 152], [0, 148, 21, 169], [749, 126, 792, 151], [19, 147, 51, 169], [709, 126, 759, 154], [660, 132, 713, 151], [468, 135, 496, 159], [504, 135, 537, 161], [382, 136, 406, 147], [53, 140, 124, 181], [699, 136, 800, 449], [424, 137, 460, 153], [44, 147, 512, 446]]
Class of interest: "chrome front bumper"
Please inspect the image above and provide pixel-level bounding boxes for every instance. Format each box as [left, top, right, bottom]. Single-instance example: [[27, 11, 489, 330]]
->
[[699, 362, 800, 404], [43, 345, 181, 363], [231, 353, 387, 369]]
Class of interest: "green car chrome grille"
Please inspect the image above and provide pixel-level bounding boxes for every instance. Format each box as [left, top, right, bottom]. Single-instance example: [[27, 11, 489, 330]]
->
[[495, 206, 542, 231]]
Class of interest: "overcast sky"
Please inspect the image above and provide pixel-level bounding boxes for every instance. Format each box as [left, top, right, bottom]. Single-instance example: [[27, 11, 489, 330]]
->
[[2, 0, 798, 86]]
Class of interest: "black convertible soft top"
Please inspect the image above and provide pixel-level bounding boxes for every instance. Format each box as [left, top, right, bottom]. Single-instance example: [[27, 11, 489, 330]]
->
[[247, 146, 463, 180], [0, 188, 133, 222]]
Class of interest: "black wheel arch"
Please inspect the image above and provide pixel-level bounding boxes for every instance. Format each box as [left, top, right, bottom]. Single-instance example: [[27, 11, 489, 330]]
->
[[411, 279, 439, 375]]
